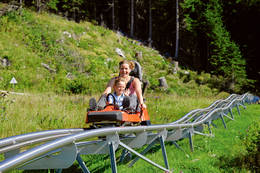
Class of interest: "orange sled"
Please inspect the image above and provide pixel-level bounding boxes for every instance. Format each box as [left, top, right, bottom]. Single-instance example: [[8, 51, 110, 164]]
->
[[86, 104, 151, 128]]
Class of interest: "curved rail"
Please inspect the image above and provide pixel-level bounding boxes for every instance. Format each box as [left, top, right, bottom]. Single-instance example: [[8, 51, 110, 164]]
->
[[0, 128, 84, 149], [0, 93, 253, 173]]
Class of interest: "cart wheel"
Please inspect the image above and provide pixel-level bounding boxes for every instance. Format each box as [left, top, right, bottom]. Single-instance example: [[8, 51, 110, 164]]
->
[[141, 120, 151, 126]]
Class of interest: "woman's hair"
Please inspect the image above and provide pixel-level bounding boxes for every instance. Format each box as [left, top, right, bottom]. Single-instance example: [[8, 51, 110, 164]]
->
[[119, 60, 135, 70], [114, 77, 126, 87]]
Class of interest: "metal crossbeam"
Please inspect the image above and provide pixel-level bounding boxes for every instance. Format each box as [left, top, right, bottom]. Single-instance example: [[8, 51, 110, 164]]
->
[[119, 141, 171, 172], [128, 136, 158, 167]]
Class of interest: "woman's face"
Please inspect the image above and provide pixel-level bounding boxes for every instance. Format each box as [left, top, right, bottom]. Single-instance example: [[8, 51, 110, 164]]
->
[[119, 63, 131, 77]]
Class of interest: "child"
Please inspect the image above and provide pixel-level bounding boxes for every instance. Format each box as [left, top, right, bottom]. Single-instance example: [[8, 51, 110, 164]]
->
[[108, 77, 127, 110]]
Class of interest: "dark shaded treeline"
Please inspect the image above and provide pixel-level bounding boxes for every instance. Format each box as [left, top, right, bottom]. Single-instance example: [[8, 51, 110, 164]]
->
[[1, 0, 259, 94], [221, 1, 260, 94]]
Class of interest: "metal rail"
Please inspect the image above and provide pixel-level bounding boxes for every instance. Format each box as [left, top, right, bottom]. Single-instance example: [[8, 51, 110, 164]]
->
[[0, 128, 84, 148], [0, 93, 253, 173]]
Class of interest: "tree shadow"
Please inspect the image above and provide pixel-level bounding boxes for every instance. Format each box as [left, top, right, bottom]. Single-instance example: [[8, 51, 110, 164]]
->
[[215, 152, 260, 172]]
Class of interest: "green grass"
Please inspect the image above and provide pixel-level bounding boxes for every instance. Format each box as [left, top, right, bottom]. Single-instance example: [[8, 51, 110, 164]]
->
[[0, 93, 87, 138], [1, 94, 259, 172], [0, 93, 219, 138]]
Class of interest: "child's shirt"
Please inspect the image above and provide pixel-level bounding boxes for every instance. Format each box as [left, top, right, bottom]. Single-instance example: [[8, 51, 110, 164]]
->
[[108, 92, 125, 110]]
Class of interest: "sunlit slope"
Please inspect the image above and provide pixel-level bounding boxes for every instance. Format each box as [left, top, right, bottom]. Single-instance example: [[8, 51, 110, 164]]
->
[[0, 8, 214, 96]]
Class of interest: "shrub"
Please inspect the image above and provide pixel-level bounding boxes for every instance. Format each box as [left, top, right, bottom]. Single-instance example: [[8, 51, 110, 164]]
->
[[63, 75, 88, 94]]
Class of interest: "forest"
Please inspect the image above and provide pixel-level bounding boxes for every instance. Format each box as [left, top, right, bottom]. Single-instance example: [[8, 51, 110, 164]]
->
[[1, 0, 259, 95]]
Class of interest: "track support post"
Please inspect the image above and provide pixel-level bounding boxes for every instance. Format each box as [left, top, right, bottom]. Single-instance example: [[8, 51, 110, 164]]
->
[[159, 136, 169, 169], [220, 114, 227, 129], [236, 104, 241, 115], [188, 131, 194, 152], [76, 154, 91, 173], [109, 141, 117, 173], [55, 169, 62, 173], [229, 108, 234, 119], [206, 122, 212, 134]]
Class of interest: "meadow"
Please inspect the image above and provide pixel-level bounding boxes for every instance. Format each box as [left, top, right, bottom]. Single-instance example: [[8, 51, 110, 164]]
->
[[1, 92, 259, 172], [1, 92, 220, 138]]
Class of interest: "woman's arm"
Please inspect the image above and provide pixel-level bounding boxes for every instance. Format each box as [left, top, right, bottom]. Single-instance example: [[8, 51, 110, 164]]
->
[[103, 78, 115, 95], [133, 78, 146, 108]]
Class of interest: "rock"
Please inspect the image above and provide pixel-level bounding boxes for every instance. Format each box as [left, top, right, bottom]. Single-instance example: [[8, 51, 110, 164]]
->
[[66, 72, 75, 80], [63, 31, 72, 38], [184, 71, 189, 75], [0, 2, 21, 17], [116, 30, 124, 37], [0, 90, 9, 98], [115, 48, 125, 58], [41, 63, 56, 73], [0, 57, 11, 67]]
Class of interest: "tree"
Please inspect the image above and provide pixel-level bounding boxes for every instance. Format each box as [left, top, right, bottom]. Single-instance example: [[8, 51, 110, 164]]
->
[[111, 0, 115, 30], [130, 0, 134, 37], [148, 0, 152, 47], [174, 0, 179, 59], [181, 0, 248, 92]]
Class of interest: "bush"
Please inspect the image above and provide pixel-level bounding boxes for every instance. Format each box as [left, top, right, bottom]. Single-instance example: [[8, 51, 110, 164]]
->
[[64, 75, 88, 94], [243, 121, 260, 154]]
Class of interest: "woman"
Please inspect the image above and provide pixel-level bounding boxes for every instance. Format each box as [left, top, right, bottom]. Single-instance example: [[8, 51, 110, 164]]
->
[[95, 60, 146, 110]]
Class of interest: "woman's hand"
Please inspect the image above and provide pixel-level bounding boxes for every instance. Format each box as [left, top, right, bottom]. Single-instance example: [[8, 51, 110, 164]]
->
[[124, 89, 130, 96], [140, 103, 147, 109]]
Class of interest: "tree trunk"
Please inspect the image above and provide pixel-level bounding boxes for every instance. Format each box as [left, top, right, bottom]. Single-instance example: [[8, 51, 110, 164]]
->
[[93, 0, 96, 21], [159, 77, 168, 89], [73, 7, 76, 21], [130, 0, 134, 37], [148, 0, 152, 47], [172, 60, 179, 73], [36, 0, 41, 13], [174, 0, 179, 59], [112, 0, 115, 30], [118, 0, 129, 32], [135, 51, 143, 61]]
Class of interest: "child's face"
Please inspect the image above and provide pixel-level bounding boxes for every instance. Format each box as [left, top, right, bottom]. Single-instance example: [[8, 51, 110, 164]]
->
[[114, 81, 126, 96]]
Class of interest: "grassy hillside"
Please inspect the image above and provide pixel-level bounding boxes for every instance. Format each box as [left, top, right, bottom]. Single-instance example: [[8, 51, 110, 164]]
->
[[0, 7, 218, 96]]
